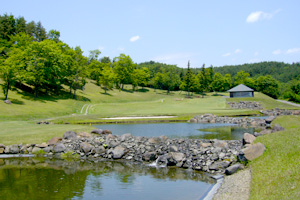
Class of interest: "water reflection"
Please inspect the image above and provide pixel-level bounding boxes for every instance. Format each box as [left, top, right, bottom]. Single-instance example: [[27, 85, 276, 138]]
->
[[95, 122, 256, 140], [0, 158, 214, 200]]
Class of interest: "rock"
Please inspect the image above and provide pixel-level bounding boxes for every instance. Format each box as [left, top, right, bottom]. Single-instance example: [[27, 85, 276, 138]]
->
[[241, 143, 266, 161], [142, 151, 157, 161], [167, 152, 186, 166], [243, 133, 256, 145], [225, 164, 243, 175], [209, 161, 231, 170], [189, 118, 197, 123], [112, 146, 126, 159], [169, 145, 178, 152], [159, 135, 168, 141], [213, 140, 228, 148], [48, 137, 62, 145], [103, 130, 112, 134], [80, 142, 93, 153], [0, 148, 4, 154], [9, 144, 20, 154], [78, 132, 92, 138], [43, 146, 53, 153], [0, 144, 5, 148], [256, 129, 272, 136], [148, 137, 161, 144], [91, 129, 104, 135], [92, 146, 106, 154], [36, 142, 48, 148], [4, 100, 11, 104], [63, 131, 77, 140], [32, 147, 42, 154], [201, 143, 212, 148], [53, 143, 66, 153], [120, 133, 132, 141], [272, 124, 285, 133], [265, 116, 276, 124]]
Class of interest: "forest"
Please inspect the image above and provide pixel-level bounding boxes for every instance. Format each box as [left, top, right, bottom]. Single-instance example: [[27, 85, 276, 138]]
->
[[1, 14, 300, 103]]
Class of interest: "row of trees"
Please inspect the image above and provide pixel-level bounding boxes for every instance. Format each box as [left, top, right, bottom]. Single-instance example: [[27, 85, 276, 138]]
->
[[1, 14, 299, 103]]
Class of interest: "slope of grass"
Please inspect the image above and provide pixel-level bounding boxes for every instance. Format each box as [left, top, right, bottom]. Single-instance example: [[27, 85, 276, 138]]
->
[[0, 121, 95, 145], [250, 115, 300, 199], [226, 92, 298, 110]]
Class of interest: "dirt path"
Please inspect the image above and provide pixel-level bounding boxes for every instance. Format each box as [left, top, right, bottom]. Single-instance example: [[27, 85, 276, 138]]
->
[[276, 100, 300, 107], [212, 168, 251, 200]]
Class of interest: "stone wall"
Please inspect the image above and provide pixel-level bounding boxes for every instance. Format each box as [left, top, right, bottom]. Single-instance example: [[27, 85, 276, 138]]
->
[[0, 131, 243, 175], [227, 101, 263, 110], [189, 113, 267, 127]]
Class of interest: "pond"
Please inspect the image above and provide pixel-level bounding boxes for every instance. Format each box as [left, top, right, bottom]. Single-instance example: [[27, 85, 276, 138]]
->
[[0, 158, 214, 200], [95, 122, 257, 140]]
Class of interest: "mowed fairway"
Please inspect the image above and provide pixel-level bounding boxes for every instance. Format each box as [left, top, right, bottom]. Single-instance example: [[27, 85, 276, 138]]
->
[[90, 95, 227, 117]]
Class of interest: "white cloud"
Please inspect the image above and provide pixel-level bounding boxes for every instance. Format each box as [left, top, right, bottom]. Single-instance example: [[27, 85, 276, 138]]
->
[[222, 52, 231, 57], [246, 10, 280, 23], [235, 49, 242, 54], [272, 49, 282, 55], [286, 48, 300, 54], [129, 35, 140, 42]]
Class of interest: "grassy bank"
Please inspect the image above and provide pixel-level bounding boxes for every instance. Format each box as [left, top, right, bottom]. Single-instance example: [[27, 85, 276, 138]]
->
[[0, 121, 95, 145], [250, 115, 300, 199]]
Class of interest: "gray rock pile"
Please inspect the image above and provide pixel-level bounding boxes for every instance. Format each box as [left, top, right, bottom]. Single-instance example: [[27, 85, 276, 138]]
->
[[260, 108, 300, 116], [189, 113, 267, 127], [227, 101, 263, 110], [1, 130, 244, 174]]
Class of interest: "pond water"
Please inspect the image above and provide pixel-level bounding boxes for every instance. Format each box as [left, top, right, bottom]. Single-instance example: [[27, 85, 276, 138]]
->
[[0, 158, 214, 200], [95, 122, 257, 140]]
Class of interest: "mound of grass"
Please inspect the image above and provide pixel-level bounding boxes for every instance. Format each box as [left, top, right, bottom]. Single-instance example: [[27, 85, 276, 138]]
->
[[250, 115, 300, 199], [226, 92, 298, 110]]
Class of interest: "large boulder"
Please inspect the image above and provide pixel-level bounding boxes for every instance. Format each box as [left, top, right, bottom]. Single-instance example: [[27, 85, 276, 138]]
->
[[120, 133, 132, 141], [53, 143, 66, 153], [78, 132, 92, 138], [225, 164, 243, 175], [240, 143, 266, 161], [112, 146, 126, 159], [91, 129, 104, 135], [142, 151, 157, 161], [4, 100, 11, 104], [243, 133, 256, 145], [63, 131, 77, 140], [0, 144, 5, 154], [80, 142, 93, 153], [209, 161, 231, 170], [148, 137, 161, 144], [6, 144, 20, 154], [213, 140, 228, 148], [272, 124, 285, 133], [48, 137, 62, 145], [167, 152, 186, 167]]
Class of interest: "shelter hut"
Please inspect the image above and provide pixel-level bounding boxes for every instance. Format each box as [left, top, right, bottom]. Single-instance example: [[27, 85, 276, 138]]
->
[[227, 84, 254, 98]]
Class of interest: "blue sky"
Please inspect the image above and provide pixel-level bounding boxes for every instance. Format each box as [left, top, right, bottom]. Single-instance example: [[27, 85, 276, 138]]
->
[[1, 0, 300, 68]]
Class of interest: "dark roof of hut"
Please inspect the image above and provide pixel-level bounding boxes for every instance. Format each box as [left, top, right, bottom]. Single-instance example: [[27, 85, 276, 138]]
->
[[227, 84, 254, 92]]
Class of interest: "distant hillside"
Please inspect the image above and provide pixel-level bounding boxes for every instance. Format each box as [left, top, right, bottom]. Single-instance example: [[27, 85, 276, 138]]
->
[[213, 61, 300, 82]]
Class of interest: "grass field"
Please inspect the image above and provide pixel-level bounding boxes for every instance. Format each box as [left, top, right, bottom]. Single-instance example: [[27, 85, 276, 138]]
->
[[0, 80, 299, 144], [250, 115, 300, 199]]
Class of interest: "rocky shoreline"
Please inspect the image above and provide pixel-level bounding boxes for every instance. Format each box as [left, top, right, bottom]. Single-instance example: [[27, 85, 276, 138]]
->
[[0, 114, 284, 176]]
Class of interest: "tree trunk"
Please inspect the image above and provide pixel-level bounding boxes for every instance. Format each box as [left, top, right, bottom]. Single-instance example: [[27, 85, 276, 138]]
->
[[73, 89, 76, 99], [5, 82, 9, 100]]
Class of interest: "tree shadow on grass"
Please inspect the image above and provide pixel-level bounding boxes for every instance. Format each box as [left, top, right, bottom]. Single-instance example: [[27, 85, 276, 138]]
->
[[0, 97, 25, 105], [136, 88, 149, 93], [100, 92, 113, 96]]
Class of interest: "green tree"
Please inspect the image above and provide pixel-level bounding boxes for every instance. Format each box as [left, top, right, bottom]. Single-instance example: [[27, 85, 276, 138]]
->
[[234, 71, 250, 86], [211, 72, 225, 93], [131, 67, 150, 91], [0, 48, 24, 100], [180, 61, 194, 97], [256, 75, 280, 98], [113, 54, 136, 90], [47, 29, 60, 42], [23, 39, 64, 98], [98, 63, 115, 94]]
